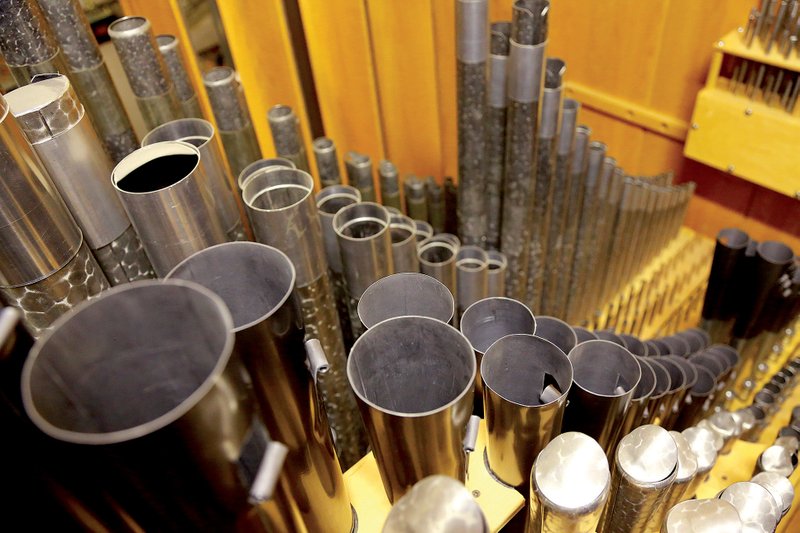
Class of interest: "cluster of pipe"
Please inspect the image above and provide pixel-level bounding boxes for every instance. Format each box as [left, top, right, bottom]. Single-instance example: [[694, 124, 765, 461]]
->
[[454, 0, 693, 323], [700, 228, 798, 398], [742, 0, 800, 57]]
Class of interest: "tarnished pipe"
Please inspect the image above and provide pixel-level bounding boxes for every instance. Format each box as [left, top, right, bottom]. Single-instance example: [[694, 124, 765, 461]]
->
[[267, 104, 309, 172], [404, 175, 428, 221], [6, 74, 154, 285], [108, 17, 183, 129], [0, 0, 68, 85], [486, 250, 507, 297], [0, 94, 108, 335], [155, 35, 202, 118], [456, 245, 488, 322], [203, 66, 262, 178], [345, 151, 376, 202], [534, 316, 578, 355], [358, 273, 454, 329], [143, 118, 247, 241], [347, 316, 476, 503], [719, 482, 781, 533], [37, 0, 138, 162], [426, 177, 446, 234], [482, 334, 572, 489], [112, 141, 227, 276], [389, 213, 419, 273], [662, 499, 742, 532], [379, 160, 402, 211], [312, 137, 341, 187]]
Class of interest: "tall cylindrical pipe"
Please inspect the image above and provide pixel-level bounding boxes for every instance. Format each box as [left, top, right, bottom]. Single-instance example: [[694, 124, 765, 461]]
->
[[615, 357, 656, 447], [534, 315, 578, 355], [574, 326, 599, 343], [0, 94, 108, 336], [312, 137, 341, 187], [241, 167, 366, 466], [456, 0, 488, 247], [37, 0, 138, 162], [672, 366, 717, 431], [345, 151, 376, 202], [597, 425, 678, 533], [482, 334, 572, 489], [643, 359, 671, 425], [414, 219, 433, 242], [681, 427, 718, 498], [662, 499, 742, 532], [526, 57, 565, 313], [267, 105, 309, 172], [358, 273, 454, 329], [528, 432, 610, 533], [404, 175, 429, 221], [562, 340, 641, 453], [485, 21, 511, 250], [165, 245, 353, 532], [142, 118, 247, 241], [347, 316, 476, 503], [379, 160, 402, 211], [501, 0, 548, 300], [389, 213, 419, 273], [456, 245, 488, 322], [22, 280, 302, 531], [418, 236, 458, 299], [203, 66, 262, 178], [238, 157, 296, 191], [0, 0, 68, 85], [653, 431, 698, 526], [108, 17, 183, 129], [751, 472, 795, 518], [486, 250, 507, 297], [155, 35, 203, 118], [6, 74, 154, 285], [426, 177, 446, 234], [334, 202, 393, 340], [718, 482, 781, 533]]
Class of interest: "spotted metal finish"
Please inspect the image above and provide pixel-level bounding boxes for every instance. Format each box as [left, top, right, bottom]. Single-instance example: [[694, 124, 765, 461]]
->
[[93, 226, 155, 285]]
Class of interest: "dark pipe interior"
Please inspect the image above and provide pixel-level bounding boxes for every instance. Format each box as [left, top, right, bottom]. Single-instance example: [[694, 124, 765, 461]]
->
[[116, 154, 198, 193]]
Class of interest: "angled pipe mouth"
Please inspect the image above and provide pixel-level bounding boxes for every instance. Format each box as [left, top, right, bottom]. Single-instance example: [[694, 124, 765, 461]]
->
[[242, 167, 312, 212], [460, 297, 535, 355], [573, 327, 599, 344], [634, 358, 657, 400], [647, 359, 671, 399], [112, 141, 200, 195], [535, 316, 578, 356], [108, 16, 150, 38], [358, 273, 454, 329], [316, 184, 360, 214], [716, 227, 749, 249], [333, 202, 390, 242], [569, 340, 641, 398], [142, 118, 215, 149]]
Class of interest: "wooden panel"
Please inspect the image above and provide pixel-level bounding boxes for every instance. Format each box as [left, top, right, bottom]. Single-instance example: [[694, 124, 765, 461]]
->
[[577, 106, 645, 171], [488, 0, 511, 21], [431, 0, 458, 180], [296, 0, 385, 180], [636, 131, 687, 177]]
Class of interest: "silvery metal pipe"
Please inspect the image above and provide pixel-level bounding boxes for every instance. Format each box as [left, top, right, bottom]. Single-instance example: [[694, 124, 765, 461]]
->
[[681, 427, 718, 498], [643, 358, 671, 425], [593, 163, 625, 311], [672, 366, 717, 431], [486, 250, 507, 297], [574, 326, 599, 343], [312, 137, 341, 187], [620, 334, 647, 356], [601, 177, 635, 304], [389, 213, 419, 273], [143, 118, 247, 241], [241, 167, 366, 466], [345, 151, 376, 202], [0, 94, 108, 336], [426, 177, 446, 234], [108, 17, 183, 130], [663, 356, 698, 428], [414, 219, 433, 242], [267, 104, 309, 172], [456, 0, 488, 247], [485, 21, 511, 250], [456, 245, 488, 323], [528, 432, 610, 533], [653, 431, 698, 527], [534, 315, 578, 355], [482, 334, 572, 489], [444, 176, 458, 233], [751, 471, 794, 517], [616, 357, 657, 447], [501, 0, 548, 300], [595, 330, 627, 347], [238, 157, 296, 191], [542, 98, 579, 317], [21, 280, 302, 531], [562, 340, 642, 453], [404, 175, 429, 221], [755, 444, 797, 477], [37, 0, 138, 162], [155, 35, 202, 119], [334, 202, 393, 340], [379, 160, 402, 211], [662, 499, 742, 532], [650, 356, 685, 426], [111, 141, 227, 276], [526, 57, 564, 313], [358, 273, 454, 329], [418, 237, 458, 298], [203, 66, 262, 178], [347, 316, 476, 503], [165, 244, 353, 532], [6, 74, 154, 285], [0, 0, 68, 86], [718, 482, 781, 533], [597, 425, 678, 533]]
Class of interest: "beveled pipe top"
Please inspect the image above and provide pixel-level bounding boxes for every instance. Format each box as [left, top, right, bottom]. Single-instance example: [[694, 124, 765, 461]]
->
[[535, 316, 577, 356], [616, 425, 677, 486], [358, 273, 454, 329], [751, 472, 794, 515], [667, 430, 698, 484], [460, 297, 535, 354], [719, 482, 780, 533], [681, 427, 719, 470], [663, 499, 742, 532], [568, 340, 641, 398]]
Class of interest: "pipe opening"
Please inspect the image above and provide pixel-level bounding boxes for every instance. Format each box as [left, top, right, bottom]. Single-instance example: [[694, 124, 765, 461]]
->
[[114, 142, 199, 194], [243, 168, 312, 211], [320, 195, 357, 215], [669, 356, 698, 390], [203, 66, 235, 86], [414, 220, 433, 242], [419, 242, 456, 264], [358, 273, 454, 328], [691, 367, 716, 396], [634, 358, 657, 399], [574, 326, 599, 344], [109, 16, 148, 35], [690, 353, 725, 377], [333, 203, 389, 241], [758, 241, 794, 264], [313, 137, 334, 151], [268, 104, 293, 120], [620, 334, 646, 356], [534, 316, 577, 356], [717, 228, 749, 248], [239, 158, 297, 190], [569, 340, 641, 396], [390, 226, 414, 245], [460, 298, 535, 354], [657, 357, 686, 393], [156, 34, 177, 49], [142, 119, 215, 149]]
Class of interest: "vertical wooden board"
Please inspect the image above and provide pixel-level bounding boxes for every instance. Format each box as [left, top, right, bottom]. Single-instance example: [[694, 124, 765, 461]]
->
[[431, 0, 457, 181], [684, 196, 746, 241], [578, 106, 645, 172], [215, 0, 318, 181], [636, 131, 687, 177], [489, 0, 511, 23], [365, 0, 443, 179], [296, 0, 385, 180]]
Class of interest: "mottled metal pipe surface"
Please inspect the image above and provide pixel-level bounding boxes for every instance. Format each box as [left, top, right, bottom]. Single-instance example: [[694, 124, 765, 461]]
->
[[379, 160, 402, 211], [486, 250, 507, 297], [426, 177, 446, 234], [0, 0, 68, 85], [143, 118, 246, 241], [404, 175, 428, 221], [456, 0, 488, 246], [312, 137, 341, 187], [482, 334, 572, 489], [680, 427, 718, 498], [662, 499, 742, 532], [21, 280, 303, 531], [0, 93, 108, 335], [203, 66, 261, 178], [456, 245, 488, 322], [751, 471, 794, 517], [388, 213, 419, 273], [719, 482, 781, 533], [598, 425, 678, 533], [347, 316, 475, 503], [166, 245, 353, 532], [156, 35, 202, 118], [653, 431, 698, 527], [267, 104, 309, 172], [358, 273, 454, 329], [345, 151, 376, 202], [108, 17, 183, 129], [6, 74, 153, 284], [241, 168, 366, 466], [529, 432, 610, 533], [112, 141, 227, 276], [37, 0, 138, 162]]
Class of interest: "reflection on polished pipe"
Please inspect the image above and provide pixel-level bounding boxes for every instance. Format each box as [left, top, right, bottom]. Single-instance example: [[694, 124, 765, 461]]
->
[[348, 316, 477, 503], [37, 0, 139, 161], [268, 105, 309, 172], [662, 499, 742, 532], [112, 141, 227, 277], [358, 273, 454, 329], [313, 137, 341, 187], [681, 426, 718, 498], [108, 17, 183, 129], [7, 74, 154, 285], [751, 472, 795, 518], [482, 334, 572, 489], [389, 213, 419, 273], [0, 0, 69, 85], [0, 95, 108, 336], [166, 245, 353, 532], [22, 280, 301, 531], [238, 157, 296, 191], [143, 118, 247, 241], [718, 482, 781, 533], [156, 35, 203, 118], [241, 168, 366, 466], [653, 431, 698, 526], [203, 66, 262, 178], [529, 432, 610, 533], [456, 245, 489, 322]]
